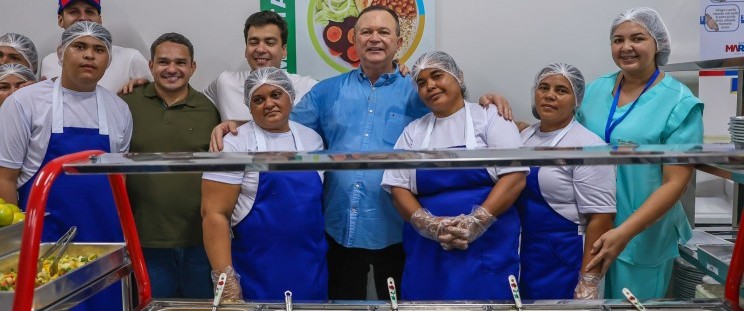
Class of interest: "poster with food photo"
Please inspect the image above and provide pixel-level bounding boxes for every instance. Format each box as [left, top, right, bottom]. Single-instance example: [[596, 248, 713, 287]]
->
[[295, 0, 435, 79]]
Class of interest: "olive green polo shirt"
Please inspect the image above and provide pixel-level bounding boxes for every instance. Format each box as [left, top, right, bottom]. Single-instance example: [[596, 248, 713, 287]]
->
[[121, 82, 220, 248]]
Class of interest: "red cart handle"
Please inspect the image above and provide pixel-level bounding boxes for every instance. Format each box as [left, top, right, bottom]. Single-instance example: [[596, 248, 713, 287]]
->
[[13, 150, 151, 311], [726, 210, 744, 310]]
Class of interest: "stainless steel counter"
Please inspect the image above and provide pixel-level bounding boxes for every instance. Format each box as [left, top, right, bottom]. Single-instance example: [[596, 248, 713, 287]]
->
[[140, 298, 726, 311], [62, 144, 744, 174]]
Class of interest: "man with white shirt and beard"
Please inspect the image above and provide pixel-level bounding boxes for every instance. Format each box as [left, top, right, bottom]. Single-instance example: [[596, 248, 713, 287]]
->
[[203, 10, 318, 122]]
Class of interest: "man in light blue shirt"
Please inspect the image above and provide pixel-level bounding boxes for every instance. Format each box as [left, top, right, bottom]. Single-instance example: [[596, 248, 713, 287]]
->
[[291, 5, 428, 300]]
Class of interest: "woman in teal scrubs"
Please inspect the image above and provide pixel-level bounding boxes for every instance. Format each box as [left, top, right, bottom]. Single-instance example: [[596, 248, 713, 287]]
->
[[577, 7, 703, 300]]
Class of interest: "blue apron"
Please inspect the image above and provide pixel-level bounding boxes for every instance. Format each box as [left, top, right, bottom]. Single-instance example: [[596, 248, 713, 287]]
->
[[401, 105, 520, 300], [17, 78, 123, 310], [231, 122, 328, 300], [517, 121, 583, 299]]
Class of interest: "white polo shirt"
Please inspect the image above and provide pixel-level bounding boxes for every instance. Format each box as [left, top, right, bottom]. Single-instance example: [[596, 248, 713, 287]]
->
[[0, 79, 132, 187], [202, 120, 324, 226], [520, 122, 616, 226], [382, 102, 529, 194]]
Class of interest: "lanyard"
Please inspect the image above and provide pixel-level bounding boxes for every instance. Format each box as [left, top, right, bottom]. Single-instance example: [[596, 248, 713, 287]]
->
[[421, 103, 477, 149], [604, 68, 660, 143], [521, 119, 576, 147]]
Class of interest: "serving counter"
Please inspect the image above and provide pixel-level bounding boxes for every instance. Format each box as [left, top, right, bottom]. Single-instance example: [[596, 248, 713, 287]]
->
[[21, 144, 734, 311]]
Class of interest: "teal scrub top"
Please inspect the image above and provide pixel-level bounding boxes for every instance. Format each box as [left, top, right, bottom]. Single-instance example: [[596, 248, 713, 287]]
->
[[576, 71, 703, 266]]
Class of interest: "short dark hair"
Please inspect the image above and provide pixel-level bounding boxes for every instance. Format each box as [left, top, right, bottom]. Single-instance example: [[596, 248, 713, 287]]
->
[[244, 11, 288, 45], [150, 32, 194, 60], [357, 5, 400, 36]]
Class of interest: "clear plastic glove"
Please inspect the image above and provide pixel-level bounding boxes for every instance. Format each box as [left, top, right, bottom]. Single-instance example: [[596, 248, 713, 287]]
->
[[212, 266, 243, 303], [443, 205, 496, 249], [410, 208, 455, 243], [574, 272, 602, 299]]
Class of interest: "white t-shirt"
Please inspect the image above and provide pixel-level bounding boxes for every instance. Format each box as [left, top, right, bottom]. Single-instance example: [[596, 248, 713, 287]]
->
[[520, 122, 616, 226], [381, 102, 529, 194], [204, 70, 318, 121], [40, 45, 152, 92], [0, 79, 132, 187], [202, 120, 324, 226]]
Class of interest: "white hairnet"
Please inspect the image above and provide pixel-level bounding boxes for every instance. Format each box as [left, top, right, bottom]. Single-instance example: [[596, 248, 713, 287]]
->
[[411, 50, 467, 97], [58, 21, 112, 66], [0, 33, 38, 74], [244, 67, 296, 106], [532, 63, 585, 119], [611, 7, 671, 66], [0, 63, 37, 83]]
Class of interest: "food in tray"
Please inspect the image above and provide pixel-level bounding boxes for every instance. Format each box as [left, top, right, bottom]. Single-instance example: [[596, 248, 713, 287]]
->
[[0, 199, 23, 227], [0, 254, 98, 291]]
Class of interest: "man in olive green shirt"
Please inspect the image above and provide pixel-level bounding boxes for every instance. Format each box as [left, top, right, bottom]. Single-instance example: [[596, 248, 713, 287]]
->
[[120, 32, 220, 298]]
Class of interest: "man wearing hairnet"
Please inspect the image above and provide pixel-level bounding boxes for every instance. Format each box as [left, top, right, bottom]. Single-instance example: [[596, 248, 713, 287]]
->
[[202, 67, 327, 301], [120, 32, 219, 299], [0, 63, 37, 106], [39, 0, 152, 92], [0, 33, 38, 74], [0, 21, 131, 310]]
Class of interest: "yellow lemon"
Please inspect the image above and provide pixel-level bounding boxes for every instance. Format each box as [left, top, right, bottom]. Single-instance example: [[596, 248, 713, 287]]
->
[[11, 212, 24, 224], [0, 198, 5, 204], [0, 205, 12, 226], [5, 204, 20, 214]]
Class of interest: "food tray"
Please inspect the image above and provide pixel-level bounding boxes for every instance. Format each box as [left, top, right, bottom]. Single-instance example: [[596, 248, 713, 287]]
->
[[0, 242, 127, 311], [0, 222, 25, 257], [697, 244, 734, 284], [141, 299, 724, 311]]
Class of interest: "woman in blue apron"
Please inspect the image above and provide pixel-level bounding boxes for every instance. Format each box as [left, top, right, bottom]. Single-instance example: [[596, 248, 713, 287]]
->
[[517, 63, 616, 300], [381, 51, 528, 300], [1, 22, 130, 311], [577, 8, 703, 300], [202, 67, 327, 302]]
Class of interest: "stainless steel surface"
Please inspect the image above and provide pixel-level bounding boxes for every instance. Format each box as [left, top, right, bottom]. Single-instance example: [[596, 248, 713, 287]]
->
[[41, 264, 132, 311], [140, 299, 725, 311], [696, 245, 734, 284], [0, 213, 48, 258], [660, 57, 744, 72], [62, 144, 744, 174], [0, 243, 129, 311], [39, 226, 78, 276], [0, 222, 24, 258]]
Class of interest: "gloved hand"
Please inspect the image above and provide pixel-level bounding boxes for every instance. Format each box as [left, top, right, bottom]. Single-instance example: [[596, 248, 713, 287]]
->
[[212, 266, 243, 303], [574, 272, 602, 299], [443, 205, 496, 250], [410, 208, 456, 243]]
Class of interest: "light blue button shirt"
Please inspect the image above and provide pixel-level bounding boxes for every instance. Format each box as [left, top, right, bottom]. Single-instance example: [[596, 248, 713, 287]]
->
[[292, 66, 429, 249]]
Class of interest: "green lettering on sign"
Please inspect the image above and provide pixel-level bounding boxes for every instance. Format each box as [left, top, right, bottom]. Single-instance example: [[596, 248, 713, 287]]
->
[[260, 0, 296, 73]]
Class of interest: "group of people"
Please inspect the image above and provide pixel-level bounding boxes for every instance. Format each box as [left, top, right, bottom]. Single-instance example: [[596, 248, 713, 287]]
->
[[0, 0, 703, 308]]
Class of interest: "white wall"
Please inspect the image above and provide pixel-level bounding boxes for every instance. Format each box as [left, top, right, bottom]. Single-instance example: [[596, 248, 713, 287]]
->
[[0, 0, 701, 121]]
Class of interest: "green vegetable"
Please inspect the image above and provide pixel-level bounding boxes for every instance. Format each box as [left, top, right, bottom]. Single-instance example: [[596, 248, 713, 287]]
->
[[314, 0, 359, 26]]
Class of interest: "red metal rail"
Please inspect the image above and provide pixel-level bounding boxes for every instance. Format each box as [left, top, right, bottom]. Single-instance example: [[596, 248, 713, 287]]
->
[[726, 211, 744, 310], [12, 150, 152, 311]]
